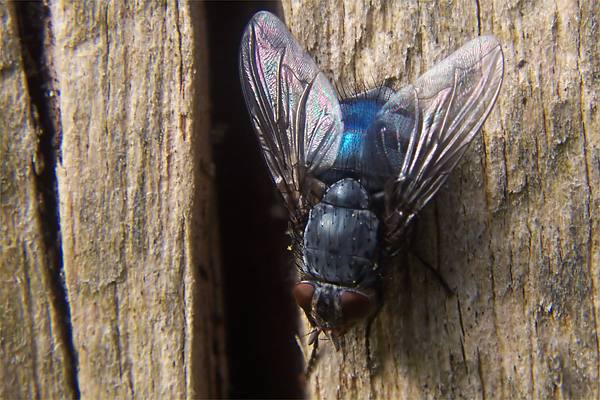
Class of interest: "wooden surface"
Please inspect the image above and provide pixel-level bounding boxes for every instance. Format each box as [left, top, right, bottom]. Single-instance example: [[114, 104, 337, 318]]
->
[[282, 0, 599, 398], [0, 3, 75, 398], [2, 0, 597, 398], [1, 1, 226, 398]]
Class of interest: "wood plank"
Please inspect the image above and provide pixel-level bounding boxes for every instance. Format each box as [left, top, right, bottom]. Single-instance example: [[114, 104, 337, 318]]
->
[[282, 0, 600, 397], [51, 1, 226, 397], [0, 3, 75, 398]]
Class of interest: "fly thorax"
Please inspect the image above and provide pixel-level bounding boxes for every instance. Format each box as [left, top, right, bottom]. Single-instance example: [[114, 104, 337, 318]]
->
[[302, 178, 380, 286]]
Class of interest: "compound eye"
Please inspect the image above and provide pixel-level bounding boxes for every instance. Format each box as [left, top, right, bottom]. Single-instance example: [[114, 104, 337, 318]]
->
[[341, 291, 371, 321], [293, 283, 315, 313]]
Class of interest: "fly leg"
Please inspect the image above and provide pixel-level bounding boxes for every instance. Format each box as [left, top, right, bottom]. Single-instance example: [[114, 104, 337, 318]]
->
[[365, 303, 382, 377], [410, 251, 455, 296], [295, 328, 321, 386], [305, 329, 321, 380]]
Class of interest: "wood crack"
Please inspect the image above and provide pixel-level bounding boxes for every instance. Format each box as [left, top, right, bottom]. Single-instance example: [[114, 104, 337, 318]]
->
[[474, 0, 481, 36], [12, 2, 80, 398]]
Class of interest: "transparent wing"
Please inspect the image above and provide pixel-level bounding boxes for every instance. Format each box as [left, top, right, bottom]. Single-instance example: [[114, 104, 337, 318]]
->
[[239, 11, 343, 224], [378, 36, 504, 246]]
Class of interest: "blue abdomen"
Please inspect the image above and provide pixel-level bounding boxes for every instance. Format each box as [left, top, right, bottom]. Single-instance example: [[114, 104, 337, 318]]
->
[[303, 179, 380, 287]]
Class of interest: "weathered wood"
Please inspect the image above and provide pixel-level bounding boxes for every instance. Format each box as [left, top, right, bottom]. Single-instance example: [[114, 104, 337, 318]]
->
[[0, 3, 75, 399], [50, 1, 225, 398], [282, 0, 599, 398]]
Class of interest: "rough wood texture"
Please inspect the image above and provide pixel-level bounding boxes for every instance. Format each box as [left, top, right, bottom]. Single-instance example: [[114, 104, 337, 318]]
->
[[2, 1, 225, 398], [49, 1, 225, 398], [0, 3, 76, 399], [282, 0, 599, 398]]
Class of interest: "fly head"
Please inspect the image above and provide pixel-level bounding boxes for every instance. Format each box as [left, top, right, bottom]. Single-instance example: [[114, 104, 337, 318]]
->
[[293, 281, 376, 342]]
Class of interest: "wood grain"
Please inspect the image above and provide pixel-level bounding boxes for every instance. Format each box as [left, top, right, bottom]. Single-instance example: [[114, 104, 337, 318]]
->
[[0, 3, 75, 398], [50, 1, 226, 398], [2, 1, 226, 397], [282, 0, 599, 398]]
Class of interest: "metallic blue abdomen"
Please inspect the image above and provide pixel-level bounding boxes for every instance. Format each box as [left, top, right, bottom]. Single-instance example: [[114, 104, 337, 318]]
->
[[303, 179, 379, 287]]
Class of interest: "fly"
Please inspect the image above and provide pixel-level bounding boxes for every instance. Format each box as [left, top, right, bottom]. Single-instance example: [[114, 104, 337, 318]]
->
[[239, 11, 504, 364]]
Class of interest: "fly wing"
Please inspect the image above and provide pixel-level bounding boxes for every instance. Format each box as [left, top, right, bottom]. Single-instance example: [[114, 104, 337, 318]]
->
[[377, 36, 504, 247], [239, 11, 343, 224]]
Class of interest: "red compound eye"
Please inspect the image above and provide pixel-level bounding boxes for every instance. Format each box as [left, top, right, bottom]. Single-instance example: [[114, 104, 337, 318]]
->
[[293, 283, 315, 312], [341, 291, 371, 321]]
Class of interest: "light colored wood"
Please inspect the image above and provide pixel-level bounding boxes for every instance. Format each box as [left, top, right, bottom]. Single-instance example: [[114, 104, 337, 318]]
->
[[0, 3, 75, 399], [282, 0, 599, 398], [51, 1, 225, 398]]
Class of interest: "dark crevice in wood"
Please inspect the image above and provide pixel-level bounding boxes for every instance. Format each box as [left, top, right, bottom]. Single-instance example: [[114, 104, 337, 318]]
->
[[474, 0, 482, 36], [206, 1, 303, 398], [13, 2, 80, 398], [189, 3, 229, 396]]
